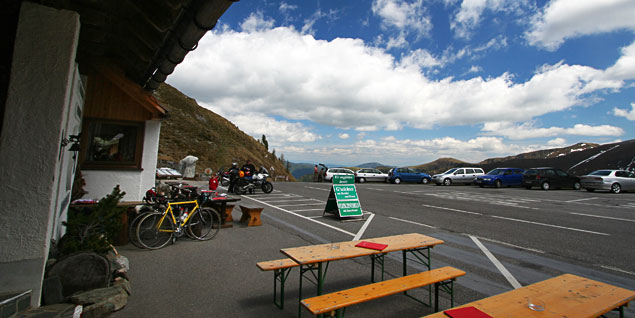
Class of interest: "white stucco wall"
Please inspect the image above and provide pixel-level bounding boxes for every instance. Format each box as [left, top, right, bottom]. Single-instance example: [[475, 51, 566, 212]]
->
[[82, 120, 161, 201], [0, 2, 80, 305]]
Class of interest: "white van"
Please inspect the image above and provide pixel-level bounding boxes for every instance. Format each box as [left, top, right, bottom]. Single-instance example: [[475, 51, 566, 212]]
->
[[431, 167, 485, 186]]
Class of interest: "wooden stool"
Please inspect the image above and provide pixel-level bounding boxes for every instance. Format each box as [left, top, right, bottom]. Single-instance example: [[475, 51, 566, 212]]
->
[[239, 205, 264, 226]]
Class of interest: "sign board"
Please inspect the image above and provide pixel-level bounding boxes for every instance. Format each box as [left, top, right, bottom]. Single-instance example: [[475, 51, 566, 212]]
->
[[324, 175, 363, 218]]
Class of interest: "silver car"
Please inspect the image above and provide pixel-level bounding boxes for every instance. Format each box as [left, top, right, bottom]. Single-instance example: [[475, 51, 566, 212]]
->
[[355, 168, 388, 183], [580, 170, 635, 194], [432, 167, 485, 186]]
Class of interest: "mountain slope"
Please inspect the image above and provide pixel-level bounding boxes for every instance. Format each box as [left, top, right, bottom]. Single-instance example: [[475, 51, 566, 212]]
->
[[153, 83, 294, 180]]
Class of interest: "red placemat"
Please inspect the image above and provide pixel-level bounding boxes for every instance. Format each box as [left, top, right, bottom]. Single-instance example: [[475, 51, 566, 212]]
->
[[444, 307, 492, 318], [355, 241, 388, 251]]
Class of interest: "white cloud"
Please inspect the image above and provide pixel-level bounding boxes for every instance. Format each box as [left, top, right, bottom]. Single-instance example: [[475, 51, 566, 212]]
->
[[281, 135, 548, 164], [301, 9, 338, 35], [214, 110, 320, 144], [339, 133, 350, 139], [450, 0, 529, 39], [279, 2, 297, 12], [547, 138, 567, 147], [482, 122, 625, 140], [527, 0, 635, 50], [612, 103, 635, 120], [240, 12, 274, 32], [168, 22, 635, 136], [372, 0, 432, 48]]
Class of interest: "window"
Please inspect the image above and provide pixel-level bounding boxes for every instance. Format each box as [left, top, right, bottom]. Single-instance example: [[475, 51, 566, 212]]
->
[[466, 169, 475, 174], [455, 169, 464, 174], [556, 170, 568, 177], [81, 119, 144, 170]]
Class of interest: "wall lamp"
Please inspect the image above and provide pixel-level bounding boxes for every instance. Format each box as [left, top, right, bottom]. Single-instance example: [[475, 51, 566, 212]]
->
[[61, 134, 81, 157]]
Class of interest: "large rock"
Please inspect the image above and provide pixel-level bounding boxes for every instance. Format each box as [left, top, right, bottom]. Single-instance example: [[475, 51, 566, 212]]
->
[[46, 252, 111, 297], [70, 285, 128, 317]]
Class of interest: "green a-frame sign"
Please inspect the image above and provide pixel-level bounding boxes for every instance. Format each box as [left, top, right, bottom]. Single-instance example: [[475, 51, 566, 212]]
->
[[323, 174, 364, 218]]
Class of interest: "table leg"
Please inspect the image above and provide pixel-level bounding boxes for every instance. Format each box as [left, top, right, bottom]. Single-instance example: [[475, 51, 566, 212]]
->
[[403, 247, 432, 306], [370, 253, 385, 282], [297, 262, 330, 318]]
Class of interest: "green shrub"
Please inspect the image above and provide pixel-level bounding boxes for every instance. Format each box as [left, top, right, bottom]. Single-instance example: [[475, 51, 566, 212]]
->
[[60, 185, 126, 255]]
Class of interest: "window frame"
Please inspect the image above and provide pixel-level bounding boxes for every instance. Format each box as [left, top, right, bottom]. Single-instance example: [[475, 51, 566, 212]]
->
[[80, 118, 145, 171]]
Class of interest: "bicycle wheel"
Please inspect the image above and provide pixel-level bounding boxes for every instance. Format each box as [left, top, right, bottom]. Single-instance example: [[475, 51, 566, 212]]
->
[[128, 210, 153, 249], [185, 207, 221, 241], [136, 212, 175, 249]]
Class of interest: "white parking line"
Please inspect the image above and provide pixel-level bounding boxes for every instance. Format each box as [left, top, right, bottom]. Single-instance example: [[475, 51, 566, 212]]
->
[[569, 212, 635, 223], [470, 236, 522, 289], [388, 216, 437, 229], [292, 208, 325, 212], [599, 265, 635, 276], [566, 197, 598, 203], [490, 215, 610, 236], [263, 199, 321, 203], [467, 234, 545, 253], [304, 186, 330, 191], [243, 196, 355, 237], [421, 204, 482, 215], [276, 203, 325, 207], [353, 213, 375, 241]]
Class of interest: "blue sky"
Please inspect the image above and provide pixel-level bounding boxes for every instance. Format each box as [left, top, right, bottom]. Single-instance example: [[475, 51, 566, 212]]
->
[[167, 0, 635, 166]]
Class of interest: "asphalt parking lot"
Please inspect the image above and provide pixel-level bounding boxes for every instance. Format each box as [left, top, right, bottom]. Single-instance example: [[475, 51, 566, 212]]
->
[[113, 181, 635, 317]]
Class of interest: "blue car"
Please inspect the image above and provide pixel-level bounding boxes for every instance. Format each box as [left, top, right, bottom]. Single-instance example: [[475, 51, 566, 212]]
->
[[475, 168, 524, 188], [388, 167, 431, 184]]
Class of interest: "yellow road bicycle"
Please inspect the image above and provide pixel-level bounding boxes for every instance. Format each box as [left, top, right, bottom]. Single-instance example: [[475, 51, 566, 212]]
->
[[135, 198, 221, 249]]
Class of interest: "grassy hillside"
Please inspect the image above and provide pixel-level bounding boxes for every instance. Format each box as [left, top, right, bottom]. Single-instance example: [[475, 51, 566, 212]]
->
[[153, 83, 294, 180]]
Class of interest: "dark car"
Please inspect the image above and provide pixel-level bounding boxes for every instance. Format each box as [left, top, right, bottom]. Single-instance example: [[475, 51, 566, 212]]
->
[[388, 167, 431, 184], [475, 168, 524, 188], [522, 167, 581, 191]]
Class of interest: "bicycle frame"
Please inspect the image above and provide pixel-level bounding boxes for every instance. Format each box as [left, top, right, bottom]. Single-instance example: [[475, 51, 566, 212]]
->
[[156, 200, 200, 232]]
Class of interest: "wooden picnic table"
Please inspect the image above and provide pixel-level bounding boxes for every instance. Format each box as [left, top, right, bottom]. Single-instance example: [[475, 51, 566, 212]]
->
[[281, 233, 444, 317], [423, 273, 635, 318]]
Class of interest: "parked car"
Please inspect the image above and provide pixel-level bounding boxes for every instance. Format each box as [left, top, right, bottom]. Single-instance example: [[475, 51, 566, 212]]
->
[[355, 168, 388, 183], [475, 168, 524, 188], [431, 167, 485, 186], [324, 168, 355, 182], [522, 167, 581, 190], [580, 170, 635, 194], [388, 167, 431, 184]]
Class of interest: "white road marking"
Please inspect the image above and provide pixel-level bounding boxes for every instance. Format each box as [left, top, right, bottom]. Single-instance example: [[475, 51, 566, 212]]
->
[[388, 216, 437, 229], [353, 213, 375, 241], [367, 188, 385, 191], [243, 196, 355, 237], [490, 215, 610, 236], [470, 235, 522, 289], [276, 203, 325, 207], [467, 234, 545, 253], [292, 208, 325, 212], [565, 197, 598, 203], [304, 186, 330, 191], [599, 265, 635, 276], [421, 204, 482, 215], [569, 212, 635, 223], [262, 199, 321, 203]]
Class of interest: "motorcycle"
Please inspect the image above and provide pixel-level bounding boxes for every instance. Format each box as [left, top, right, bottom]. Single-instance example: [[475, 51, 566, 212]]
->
[[217, 168, 231, 186], [231, 167, 274, 195], [253, 166, 273, 193]]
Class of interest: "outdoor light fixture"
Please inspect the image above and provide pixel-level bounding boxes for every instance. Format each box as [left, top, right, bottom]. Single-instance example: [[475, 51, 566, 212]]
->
[[61, 134, 81, 158]]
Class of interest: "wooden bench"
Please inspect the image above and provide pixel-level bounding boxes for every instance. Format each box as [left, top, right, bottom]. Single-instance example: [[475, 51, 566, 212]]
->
[[239, 205, 264, 226], [301, 266, 465, 317], [257, 258, 301, 309]]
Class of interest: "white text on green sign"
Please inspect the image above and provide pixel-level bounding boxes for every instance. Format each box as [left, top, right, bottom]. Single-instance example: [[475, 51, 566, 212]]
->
[[333, 174, 355, 184], [334, 185, 358, 200]]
